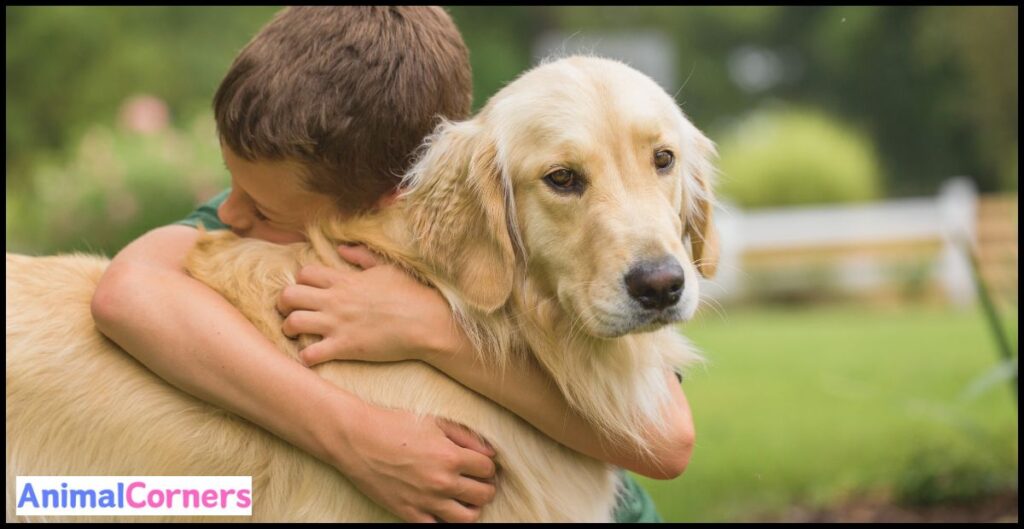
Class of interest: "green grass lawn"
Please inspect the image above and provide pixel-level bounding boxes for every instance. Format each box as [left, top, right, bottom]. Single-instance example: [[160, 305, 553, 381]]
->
[[637, 302, 1019, 522]]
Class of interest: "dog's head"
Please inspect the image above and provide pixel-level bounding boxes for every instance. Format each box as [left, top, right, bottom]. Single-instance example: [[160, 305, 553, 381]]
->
[[404, 56, 718, 338]]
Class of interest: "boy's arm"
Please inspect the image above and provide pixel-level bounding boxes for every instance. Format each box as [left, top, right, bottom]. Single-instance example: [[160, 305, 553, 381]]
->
[[286, 246, 695, 480], [424, 341, 696, 480], [90, 225, 497, 523]]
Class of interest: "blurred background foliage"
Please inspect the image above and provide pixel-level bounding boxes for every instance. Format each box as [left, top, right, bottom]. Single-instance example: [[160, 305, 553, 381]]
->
[[5, 6, 1018, 522], [716, 105, 882, 208], [6, 115, 222, 255], [6, 7, 1019, 254]]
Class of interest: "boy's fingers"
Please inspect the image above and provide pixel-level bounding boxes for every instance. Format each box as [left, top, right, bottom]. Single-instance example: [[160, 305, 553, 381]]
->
[[456, 449, 497, 482], [452, 477, 497, 508], [337, 244, 381, 270], [299, 338, 339, 366], [295, 264, 337, 289], [277, 283, 327, 316], [432, 500, 482, 524], [281, 310, 329, 340], [437, 419, 496, 458]]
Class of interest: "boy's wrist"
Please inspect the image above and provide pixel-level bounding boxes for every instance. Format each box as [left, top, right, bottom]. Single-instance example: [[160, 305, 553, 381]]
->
[[418, 325, 473, 369], [307, 386, 370, 472], [401, 296, 462, 364]]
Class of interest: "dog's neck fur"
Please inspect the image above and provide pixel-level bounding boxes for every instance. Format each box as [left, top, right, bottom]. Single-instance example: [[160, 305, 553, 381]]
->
[[312, 198, 699, 452]]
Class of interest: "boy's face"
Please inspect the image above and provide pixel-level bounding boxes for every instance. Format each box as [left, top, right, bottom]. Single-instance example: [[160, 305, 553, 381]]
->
[[218, 144, 334, 244]]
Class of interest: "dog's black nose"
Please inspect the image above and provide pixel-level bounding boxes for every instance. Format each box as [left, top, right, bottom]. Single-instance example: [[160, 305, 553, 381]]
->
[[624, 257, 685, 311]]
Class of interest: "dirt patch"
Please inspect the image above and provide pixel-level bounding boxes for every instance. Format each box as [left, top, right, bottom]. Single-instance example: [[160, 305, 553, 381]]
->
[[750, 490, 1018, 523]]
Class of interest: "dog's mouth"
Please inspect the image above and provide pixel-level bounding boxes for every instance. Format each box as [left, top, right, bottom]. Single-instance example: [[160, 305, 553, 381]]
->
[[628, 305, 687, 334], [584, 303, 687, 339], [640, 307, 686, 328]]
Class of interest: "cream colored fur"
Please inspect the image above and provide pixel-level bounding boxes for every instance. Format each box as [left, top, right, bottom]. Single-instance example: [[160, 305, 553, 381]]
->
[[6, 56, 718, 522]]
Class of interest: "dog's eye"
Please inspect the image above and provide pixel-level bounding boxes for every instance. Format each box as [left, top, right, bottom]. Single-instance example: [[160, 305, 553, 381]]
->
[[654, 150, 675, 172], [544, 168, 584, 194], [546, 169, 574, 187]]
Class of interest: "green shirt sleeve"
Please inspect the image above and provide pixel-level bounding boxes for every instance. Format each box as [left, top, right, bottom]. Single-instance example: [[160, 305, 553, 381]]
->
[[175, 188, 231, 230], [614, 470, 663, 523]]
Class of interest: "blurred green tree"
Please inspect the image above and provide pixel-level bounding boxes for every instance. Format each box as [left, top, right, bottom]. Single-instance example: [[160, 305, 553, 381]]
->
[[915, 7, 1018, 192], [5, 6, 279, 189], [5, 6, 1018, 211]]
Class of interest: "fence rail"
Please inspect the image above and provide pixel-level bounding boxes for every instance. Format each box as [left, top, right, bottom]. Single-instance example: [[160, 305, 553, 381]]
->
[[706, 178, 1018, 307]]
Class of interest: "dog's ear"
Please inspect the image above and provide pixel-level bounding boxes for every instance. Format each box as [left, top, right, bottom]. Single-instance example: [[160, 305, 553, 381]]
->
[[404, 120, 515, 314], [682, 126, 719, 279]]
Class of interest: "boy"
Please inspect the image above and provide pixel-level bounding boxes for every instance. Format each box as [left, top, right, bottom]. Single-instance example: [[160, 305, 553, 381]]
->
[[90, 6, 691, 522]]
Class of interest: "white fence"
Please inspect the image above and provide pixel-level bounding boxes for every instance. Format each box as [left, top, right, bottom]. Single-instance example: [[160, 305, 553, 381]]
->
[[704, 178, 982, 306]]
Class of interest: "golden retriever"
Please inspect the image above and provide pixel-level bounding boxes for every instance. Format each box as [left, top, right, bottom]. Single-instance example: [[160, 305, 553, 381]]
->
[[5, 55, 718, 522]]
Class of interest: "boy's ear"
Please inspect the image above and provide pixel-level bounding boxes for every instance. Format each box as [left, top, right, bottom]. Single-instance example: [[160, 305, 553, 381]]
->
[[373, 188, 401, 210], [404, 121, 515, 314], [682, 126, 719, 279]]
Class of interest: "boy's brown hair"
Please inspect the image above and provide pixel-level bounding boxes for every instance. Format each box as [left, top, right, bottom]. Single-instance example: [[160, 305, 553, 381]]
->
[[214, 6, 472, 212]]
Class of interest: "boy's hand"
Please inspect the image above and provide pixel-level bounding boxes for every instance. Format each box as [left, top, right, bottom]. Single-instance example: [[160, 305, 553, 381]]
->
[[277, 245, 468, 367], [322, 399, 498, 523]]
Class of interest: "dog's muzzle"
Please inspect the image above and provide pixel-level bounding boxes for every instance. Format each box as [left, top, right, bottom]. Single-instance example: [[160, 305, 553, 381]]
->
[[623, 256, 684, 312]]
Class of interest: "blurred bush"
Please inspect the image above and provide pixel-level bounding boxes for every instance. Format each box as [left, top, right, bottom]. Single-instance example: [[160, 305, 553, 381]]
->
[[891, 260, 938, 304], [740, 264, 846, 305], [716, 107, 883, 208], [894, 437, 1016, 506], [6, 114, 227, 257]]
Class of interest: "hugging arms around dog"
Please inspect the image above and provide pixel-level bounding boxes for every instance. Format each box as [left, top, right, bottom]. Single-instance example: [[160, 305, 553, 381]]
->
[[10, 54, 717, 522], [90, 213, 691, 523], [89, 138, 696, 520]]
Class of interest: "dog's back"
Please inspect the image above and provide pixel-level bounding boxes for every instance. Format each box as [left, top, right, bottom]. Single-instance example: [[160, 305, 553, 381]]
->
[[5, 249, 616, 522]]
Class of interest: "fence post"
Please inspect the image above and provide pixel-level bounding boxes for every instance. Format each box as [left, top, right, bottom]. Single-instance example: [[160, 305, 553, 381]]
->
[[937, 177, 979, 308]]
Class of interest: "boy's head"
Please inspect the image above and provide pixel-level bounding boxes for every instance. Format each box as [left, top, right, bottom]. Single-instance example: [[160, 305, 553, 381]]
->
[[213, 6, 472, 242]]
